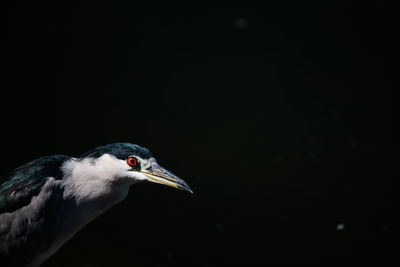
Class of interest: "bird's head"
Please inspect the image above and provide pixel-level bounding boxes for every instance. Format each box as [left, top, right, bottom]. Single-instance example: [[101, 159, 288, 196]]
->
[[69, 143, 192, 194]]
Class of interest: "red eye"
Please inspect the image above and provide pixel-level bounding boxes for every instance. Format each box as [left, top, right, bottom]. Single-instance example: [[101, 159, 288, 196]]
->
[[127, 156, 138, 167]]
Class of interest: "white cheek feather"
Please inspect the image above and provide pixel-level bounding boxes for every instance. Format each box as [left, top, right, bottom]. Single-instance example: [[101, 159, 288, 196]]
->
[[61, 154, 130, 203]]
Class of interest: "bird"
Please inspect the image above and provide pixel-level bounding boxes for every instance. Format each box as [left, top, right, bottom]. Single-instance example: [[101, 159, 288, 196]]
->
[[0, 143, 192, 267]]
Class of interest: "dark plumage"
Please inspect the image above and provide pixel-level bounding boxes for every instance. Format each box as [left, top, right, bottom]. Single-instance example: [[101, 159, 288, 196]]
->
[[80, 143, 152, 160], [0, 155, 70, 214]]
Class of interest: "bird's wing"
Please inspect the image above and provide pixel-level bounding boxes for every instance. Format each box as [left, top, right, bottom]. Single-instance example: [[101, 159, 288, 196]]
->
[[0, 155, 70, 214]]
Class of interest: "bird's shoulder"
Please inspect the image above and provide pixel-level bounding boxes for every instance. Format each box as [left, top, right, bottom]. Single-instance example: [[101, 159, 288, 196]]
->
[[0, 155, 71, 214]]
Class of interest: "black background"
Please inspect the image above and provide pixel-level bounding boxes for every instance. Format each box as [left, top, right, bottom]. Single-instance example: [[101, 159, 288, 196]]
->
[[1, 1, 398, 266]]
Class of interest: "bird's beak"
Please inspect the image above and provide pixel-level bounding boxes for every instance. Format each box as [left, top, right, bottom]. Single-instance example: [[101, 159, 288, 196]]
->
[[141, 164, 193, 193]]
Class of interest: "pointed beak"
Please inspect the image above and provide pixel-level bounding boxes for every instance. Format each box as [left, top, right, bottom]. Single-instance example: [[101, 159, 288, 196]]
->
[[141, 164, 193, 193]]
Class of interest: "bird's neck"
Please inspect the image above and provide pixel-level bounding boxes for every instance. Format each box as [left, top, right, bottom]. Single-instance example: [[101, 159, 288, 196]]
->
[[60, 186, 129, 228], [55, 158, 130, 245], [25, 180, 129, 267]]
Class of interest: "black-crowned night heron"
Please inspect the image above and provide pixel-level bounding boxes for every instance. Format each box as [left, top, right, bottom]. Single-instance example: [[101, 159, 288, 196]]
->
[[0, 143, 192, 267]]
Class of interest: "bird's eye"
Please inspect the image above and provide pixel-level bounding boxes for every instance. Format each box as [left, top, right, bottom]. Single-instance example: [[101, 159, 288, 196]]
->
[[127, 156, 139, 168]]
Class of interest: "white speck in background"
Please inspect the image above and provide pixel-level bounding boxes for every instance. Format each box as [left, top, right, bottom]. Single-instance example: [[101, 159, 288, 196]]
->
[[336, 223, 345, 231], [235, 18, 248, 29]]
